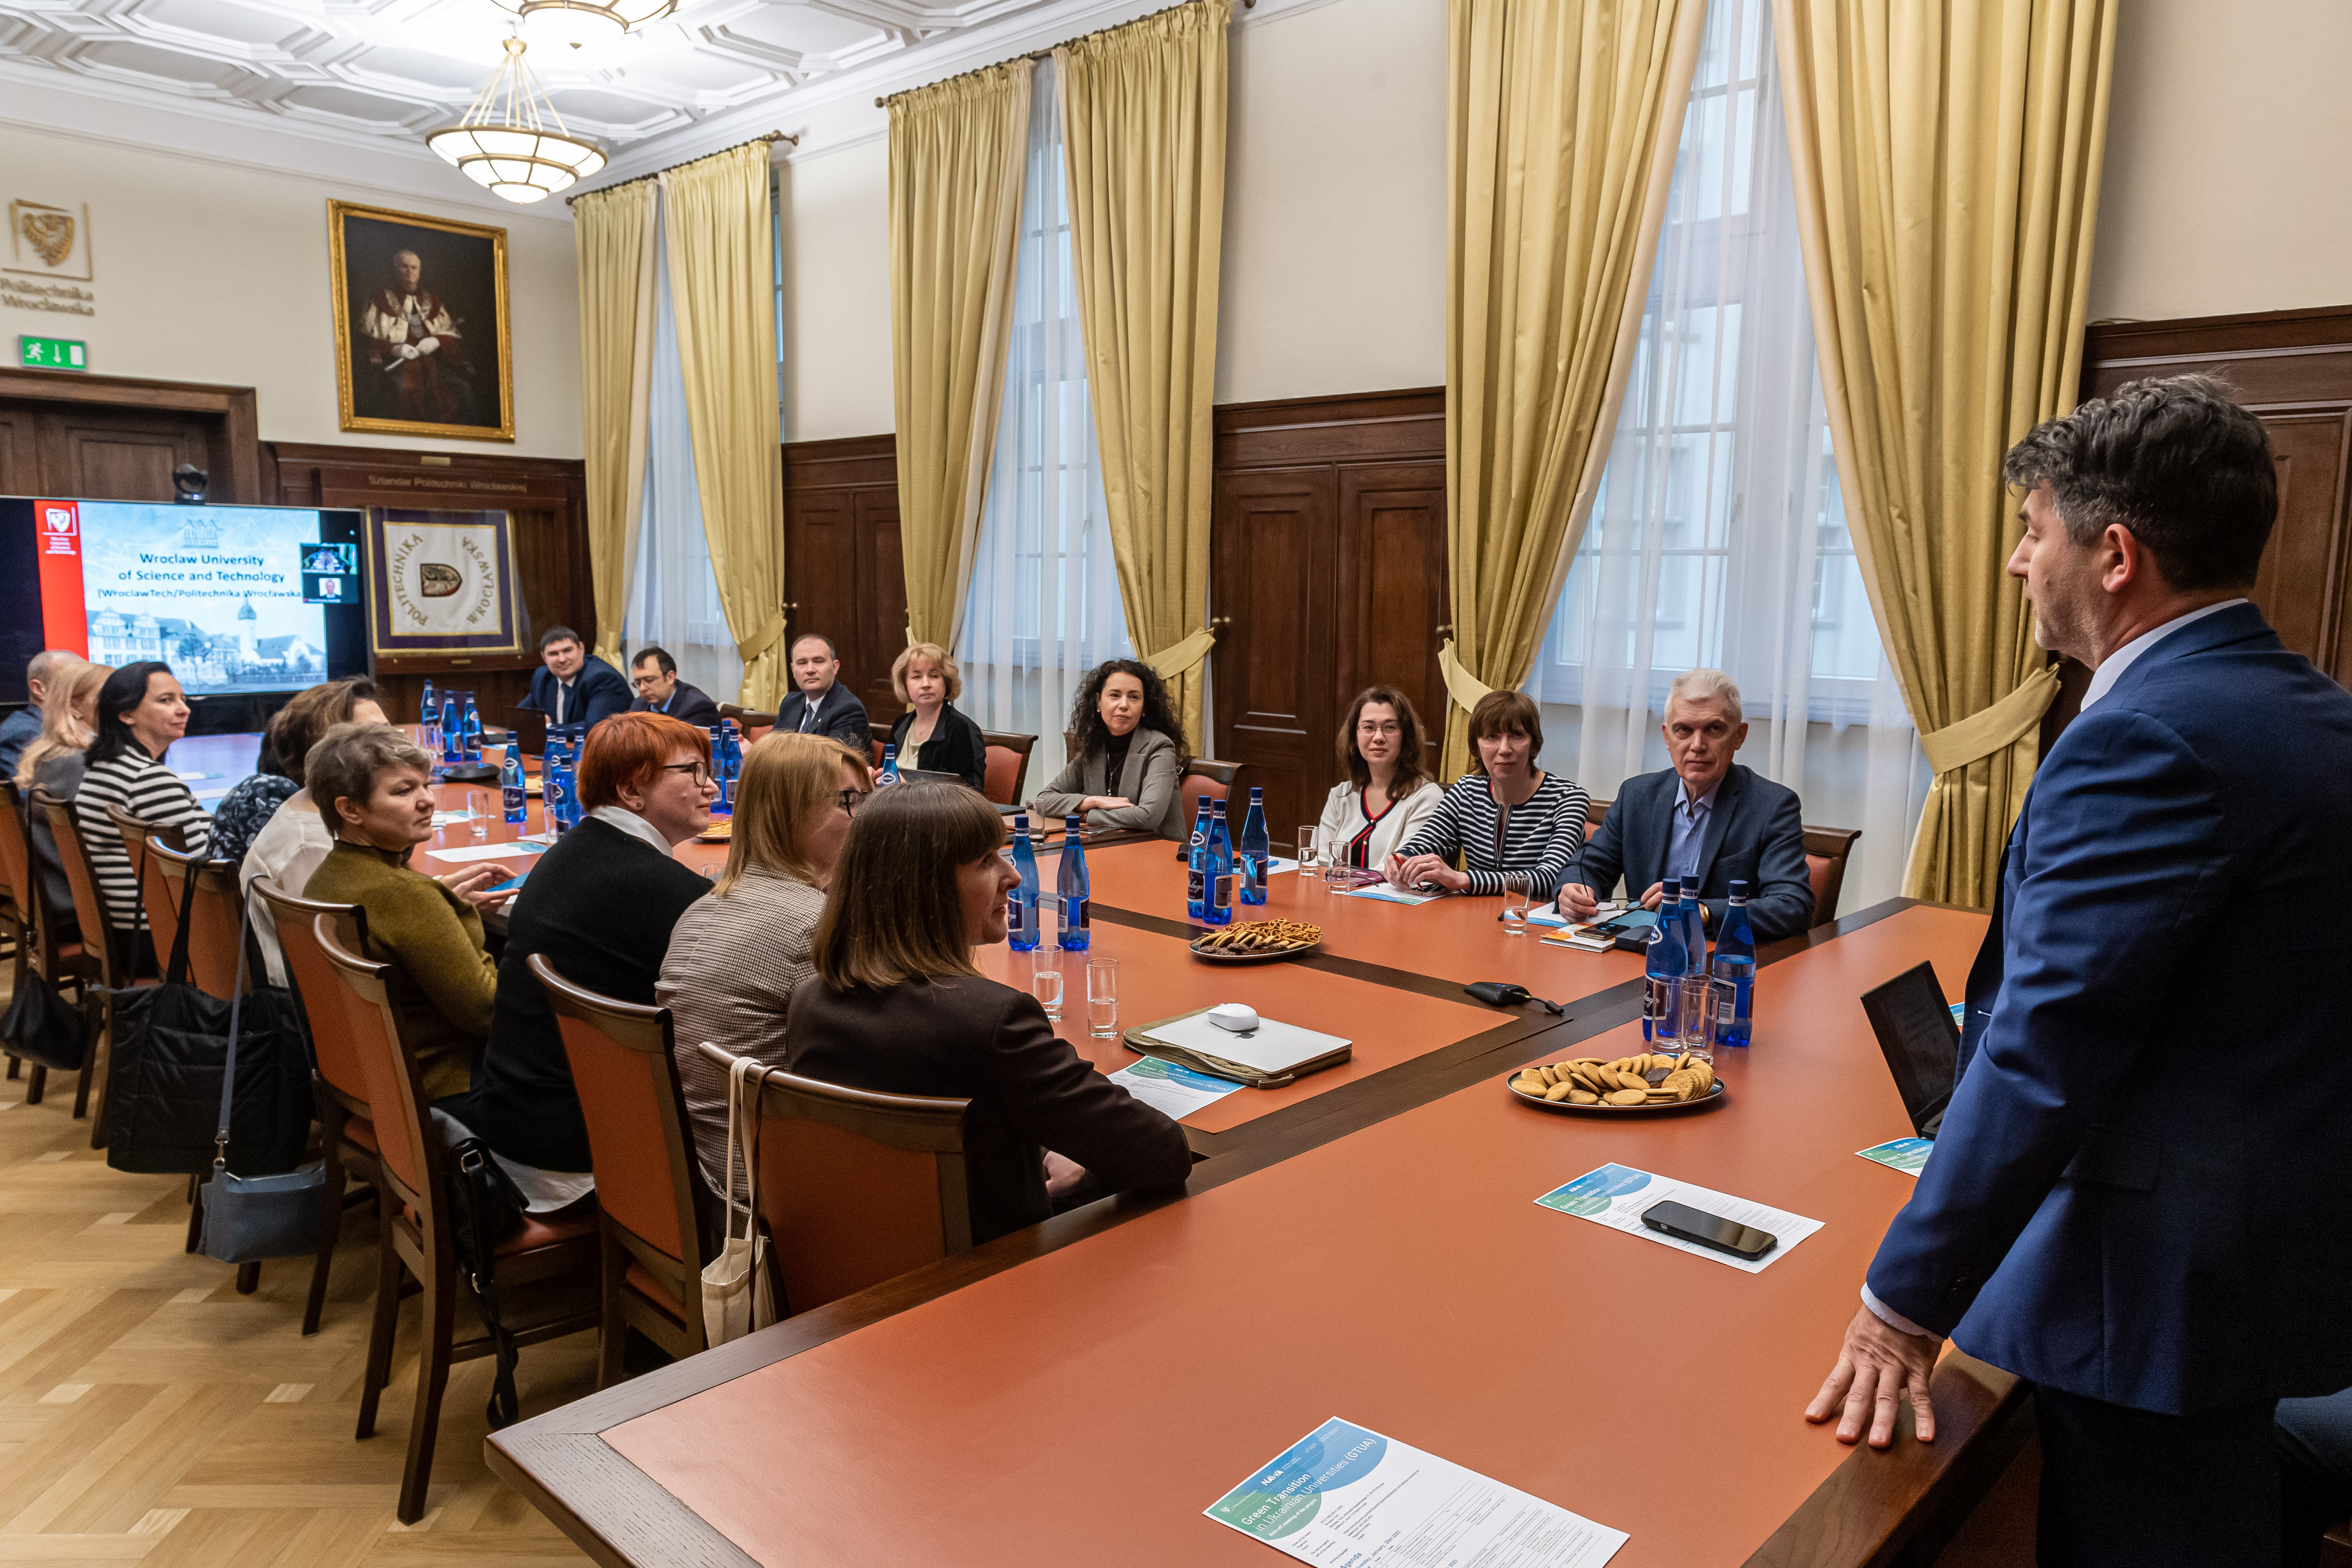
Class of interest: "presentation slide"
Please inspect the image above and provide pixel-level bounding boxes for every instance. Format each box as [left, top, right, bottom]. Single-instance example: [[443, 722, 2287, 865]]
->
[[1, 497, 365, 701]]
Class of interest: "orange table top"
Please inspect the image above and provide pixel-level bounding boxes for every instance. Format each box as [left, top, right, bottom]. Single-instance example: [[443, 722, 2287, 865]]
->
[[590, 904, 1993, 1568]]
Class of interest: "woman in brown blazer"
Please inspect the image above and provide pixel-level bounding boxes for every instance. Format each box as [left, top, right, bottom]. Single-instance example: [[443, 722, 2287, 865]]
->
[[786, 783, 1192, 1244]]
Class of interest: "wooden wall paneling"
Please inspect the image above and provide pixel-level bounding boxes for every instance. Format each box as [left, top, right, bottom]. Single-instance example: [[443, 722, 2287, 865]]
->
[[1337, 463, 1450, 779], [269, 443, 591, 724], [2082, 305, 2352, 689], [0, 406, 33, 495], [782, 434, 906, 713], [1211, 468, 1340, 842], [0, 368, 261, 501]]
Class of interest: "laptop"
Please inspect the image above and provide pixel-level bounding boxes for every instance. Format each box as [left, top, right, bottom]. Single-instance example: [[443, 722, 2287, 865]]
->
[[1859, 961, 1961, 1138], [504, 706, 548, 758]]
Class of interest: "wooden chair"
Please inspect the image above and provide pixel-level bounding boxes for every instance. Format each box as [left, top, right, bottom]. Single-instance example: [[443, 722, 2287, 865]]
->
[[146, 839, 248, 1000], [1176, 758, 1244, 855], [102, 802, 187, 950], [719, 703, 776, 744], [529, 954, 715, 1388], [38, 788, 146, 1146], [0, 779, 99, 1111], [980, 731, 1037, 807], [1571, 797, 1860, 927], [253, 877, 380, 1337], [694, 1042, 973, 1318], [867, 719, 893, 770], [315, 915, 600, 1525]]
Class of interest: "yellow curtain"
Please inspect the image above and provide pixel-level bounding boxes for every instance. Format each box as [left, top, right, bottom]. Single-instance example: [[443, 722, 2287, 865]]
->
[[890, 63, 1032, 653], [1058, 0, 1231, 751], [571, 180, 658, 667], [1775, 0, 2116, 906], [1440, 0, 1708, 780], [660, 143, 791, 708]]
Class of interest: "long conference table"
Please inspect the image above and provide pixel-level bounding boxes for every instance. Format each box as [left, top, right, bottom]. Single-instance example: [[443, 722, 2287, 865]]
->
[[171, 732, 2023, 1565]]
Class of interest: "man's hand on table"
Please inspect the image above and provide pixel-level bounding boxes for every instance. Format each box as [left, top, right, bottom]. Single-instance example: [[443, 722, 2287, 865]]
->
[[1043, 1152, 1086, 1197], [1806, 1304, 1943, 1449]]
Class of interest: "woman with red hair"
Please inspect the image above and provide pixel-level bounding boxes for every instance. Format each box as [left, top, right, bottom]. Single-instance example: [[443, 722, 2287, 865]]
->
[[442, 710, 718, 1207]]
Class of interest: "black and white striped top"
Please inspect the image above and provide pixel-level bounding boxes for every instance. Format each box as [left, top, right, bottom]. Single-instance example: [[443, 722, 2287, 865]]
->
[[74, 751, 212, 932], [1395, 771, 1591, 896]]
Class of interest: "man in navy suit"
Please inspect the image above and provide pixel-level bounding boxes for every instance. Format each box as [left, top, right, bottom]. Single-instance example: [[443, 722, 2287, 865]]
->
[[772, 633, 870, 749], [627, 645, 721, 728], [518, 626, 631, 732], [1806, 376, 2352, 1566], [1555, 669, 1815, 941]]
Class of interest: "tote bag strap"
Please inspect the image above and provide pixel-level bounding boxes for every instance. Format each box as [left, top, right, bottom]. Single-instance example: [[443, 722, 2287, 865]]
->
[[161, 844, 203, 988], [209, 885, 255, 1174]]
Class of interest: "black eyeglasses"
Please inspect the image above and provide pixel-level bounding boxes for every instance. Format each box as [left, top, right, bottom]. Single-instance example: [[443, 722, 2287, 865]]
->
[[838, 789, 865, 816], [660, 761, 712, 786]]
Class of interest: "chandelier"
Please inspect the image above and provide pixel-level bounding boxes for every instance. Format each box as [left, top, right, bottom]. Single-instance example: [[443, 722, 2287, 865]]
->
[[425, 38, 605, 204], [491, 0, 677, 46]]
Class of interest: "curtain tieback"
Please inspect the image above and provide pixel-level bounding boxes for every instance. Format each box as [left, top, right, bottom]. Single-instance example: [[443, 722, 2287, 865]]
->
[[1918, 663, 2062, 776], [1437, 638, 1496, 714], [593, 635, 626, 666], [1143, 625, 1219, 681], [736, 611, 788, 664]]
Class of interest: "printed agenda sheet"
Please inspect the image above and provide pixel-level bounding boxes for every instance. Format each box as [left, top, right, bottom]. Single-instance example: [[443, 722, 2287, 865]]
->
[[1856, 1137, 1933, 1176], [1106, 1056, 1244, 1122], [1534, 1163, 1823, 1274], [1206, 1418, 1628, 1567]]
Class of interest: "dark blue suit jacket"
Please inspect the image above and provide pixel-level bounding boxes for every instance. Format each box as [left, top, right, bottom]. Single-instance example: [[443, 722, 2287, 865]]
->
[[1867, 604, 2352, 1413], [520, 656, 631, 731], [630, 679, 721, 729], [774, 683, 871, 750], [1564, 763, 1814, 941]]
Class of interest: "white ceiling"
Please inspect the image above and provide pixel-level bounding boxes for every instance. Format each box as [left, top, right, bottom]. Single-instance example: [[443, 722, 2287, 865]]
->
[[0, 0, 1106, 179]]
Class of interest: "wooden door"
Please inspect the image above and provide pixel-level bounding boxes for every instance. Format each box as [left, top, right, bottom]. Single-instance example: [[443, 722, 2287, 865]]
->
[[1210, 468, 1339, 847], [2249, 409, 2352, 686], [38, 407, 212, 499], [1337, 464, 1450, 779], [853, 487, 907, 718], [0, 406, 33, 495], [782, 435, 907, 720]]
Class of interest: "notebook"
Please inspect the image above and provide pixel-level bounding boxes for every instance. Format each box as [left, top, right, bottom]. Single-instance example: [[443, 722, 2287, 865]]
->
[[1859, 961, 1961, 1138], [1125, 1009, 1353, 1089]]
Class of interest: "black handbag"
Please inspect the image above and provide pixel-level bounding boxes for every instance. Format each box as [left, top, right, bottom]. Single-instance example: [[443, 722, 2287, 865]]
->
[[441, 1131, 527, 1427], [103, 858, 313, 1177], [0, 791, 87, 1072], [198, 898, 327, 1263]]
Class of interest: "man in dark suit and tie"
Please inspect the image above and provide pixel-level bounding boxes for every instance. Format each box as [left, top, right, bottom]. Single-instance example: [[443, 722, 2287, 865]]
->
[[627, 645, 721, 728], [518, 626, 631, 733], [1805, 376, 2352, 1567], [1555, 669, 1815, 941], [773, 633, 870, 748]]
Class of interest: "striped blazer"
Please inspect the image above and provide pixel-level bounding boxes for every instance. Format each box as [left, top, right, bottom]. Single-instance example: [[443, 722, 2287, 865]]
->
[[1395, 771, 1590, 896], [74, 750, 212, 931]]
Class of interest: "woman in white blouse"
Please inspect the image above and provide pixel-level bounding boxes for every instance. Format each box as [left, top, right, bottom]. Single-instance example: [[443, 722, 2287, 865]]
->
[[1314, 687, 1444, 871]]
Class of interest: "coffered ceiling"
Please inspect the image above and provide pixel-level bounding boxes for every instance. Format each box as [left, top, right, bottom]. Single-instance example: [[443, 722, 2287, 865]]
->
[[0, 0, 1075, 170]]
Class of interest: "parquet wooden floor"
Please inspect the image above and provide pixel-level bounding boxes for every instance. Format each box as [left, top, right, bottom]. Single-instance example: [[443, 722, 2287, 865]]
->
[[0, 1040, 593, 1566]]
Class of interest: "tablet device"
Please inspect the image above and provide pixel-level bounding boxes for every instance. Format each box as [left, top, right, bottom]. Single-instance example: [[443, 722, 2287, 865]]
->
[[1860, 961, 1960, 1137]]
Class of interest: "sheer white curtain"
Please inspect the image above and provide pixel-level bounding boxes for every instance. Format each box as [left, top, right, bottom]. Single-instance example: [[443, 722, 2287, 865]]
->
[[622, 191, 744, 706], [1524, 0, 1926, 907], [958, 58, 1132, 788]]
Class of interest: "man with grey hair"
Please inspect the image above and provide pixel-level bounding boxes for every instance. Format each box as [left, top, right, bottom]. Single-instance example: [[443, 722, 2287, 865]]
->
[[0, 649, 73, 778], [1556, 667, 1815, 942]]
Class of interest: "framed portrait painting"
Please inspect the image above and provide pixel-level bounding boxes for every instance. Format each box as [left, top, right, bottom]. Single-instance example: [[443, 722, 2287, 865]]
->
[[328, 200, 514, 442]]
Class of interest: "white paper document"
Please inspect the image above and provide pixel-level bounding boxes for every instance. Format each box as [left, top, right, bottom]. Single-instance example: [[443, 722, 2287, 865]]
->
[[1337, 882, 1445, 906], [1534, 1163, 1823, 1274], [420, 840, 547, 865], [1105, 1056, 1244, 1122], [1856, 1137, 1933, 1176], [1206, 1417, 1627, 1567]]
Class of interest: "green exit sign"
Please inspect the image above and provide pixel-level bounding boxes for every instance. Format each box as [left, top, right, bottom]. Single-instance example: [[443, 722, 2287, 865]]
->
[[19, 336, 87, 371]]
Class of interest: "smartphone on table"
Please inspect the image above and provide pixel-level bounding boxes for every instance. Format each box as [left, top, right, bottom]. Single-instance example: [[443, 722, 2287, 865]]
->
[[1641, 1199, 1777, 1261]]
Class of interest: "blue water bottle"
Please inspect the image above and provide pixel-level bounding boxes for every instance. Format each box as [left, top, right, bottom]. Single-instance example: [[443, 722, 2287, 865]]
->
[[440, 694, 463, 765], [880, 743, 901, 786], [1203, 799, 1236, 927], [1680, 878, 1709, 977], [1714, 879, 1756, 1047], [419, 678, 438, 753], [1644, 877, 1688, 1043], [723, 721, 743, 785], [1184, 798, 1211, 921], [1057, 815, 1091, 951], [543, 738, 572, 836], [1237, 785, 1270, 905], [501, 746, 526, 826], [1008, 813, 1041, 952], [707, 726, 732, 817], [461, 693, 482, 763]]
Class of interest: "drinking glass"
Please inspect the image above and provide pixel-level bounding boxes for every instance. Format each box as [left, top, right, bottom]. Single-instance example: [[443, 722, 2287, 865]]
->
[[1295, 826, 1323, 894], [1086, 957, 1121, 1039], [468, 789, 489, 841], [1030, 959, 1064, 1021], [1500, 871, 1533, 934], [1675, 975, 1718, 1060]]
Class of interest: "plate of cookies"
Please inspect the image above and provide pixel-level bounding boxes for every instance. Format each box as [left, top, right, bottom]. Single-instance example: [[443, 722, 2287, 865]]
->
[[696, 817, 735, 843], [1189, 919, 1323, 963], [1506, 1050, 1724, 1115]]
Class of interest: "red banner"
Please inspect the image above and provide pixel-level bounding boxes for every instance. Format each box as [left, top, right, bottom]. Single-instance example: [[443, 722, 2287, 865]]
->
[[35, 501, 88, 658]]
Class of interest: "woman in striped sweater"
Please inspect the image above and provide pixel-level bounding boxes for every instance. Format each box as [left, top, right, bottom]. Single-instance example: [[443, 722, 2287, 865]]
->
[[1388, 689, 1590, 896], [73, 661, 210, 972]]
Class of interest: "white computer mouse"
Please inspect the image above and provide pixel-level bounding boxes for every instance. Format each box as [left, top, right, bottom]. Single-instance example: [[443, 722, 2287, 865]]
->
[[1205, 1002, 1260, 1033]]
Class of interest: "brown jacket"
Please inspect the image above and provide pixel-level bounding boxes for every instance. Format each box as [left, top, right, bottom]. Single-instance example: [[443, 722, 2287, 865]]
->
[[786, 972, 1192, 1244], [304, 840, 494, 1101]]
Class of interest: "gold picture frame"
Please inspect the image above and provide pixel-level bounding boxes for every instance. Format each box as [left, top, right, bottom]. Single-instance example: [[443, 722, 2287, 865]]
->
[[328, 199, 514, 442]]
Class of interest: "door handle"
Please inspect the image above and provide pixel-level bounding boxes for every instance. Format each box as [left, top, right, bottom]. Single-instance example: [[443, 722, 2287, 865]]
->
[[1210, 616, 1232, 629]]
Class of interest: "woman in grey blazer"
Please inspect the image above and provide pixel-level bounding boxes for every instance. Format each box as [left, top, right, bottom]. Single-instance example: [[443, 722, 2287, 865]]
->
[[1032, 659, 1187, 839]]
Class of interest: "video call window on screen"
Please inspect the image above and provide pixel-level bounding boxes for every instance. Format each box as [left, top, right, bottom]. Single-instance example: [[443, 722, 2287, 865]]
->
[[0, 496, 368, 703]]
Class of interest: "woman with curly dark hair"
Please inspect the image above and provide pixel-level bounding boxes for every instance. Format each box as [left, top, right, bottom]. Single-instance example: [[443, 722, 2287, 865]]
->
[[1032, 658, 1187, 839]]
